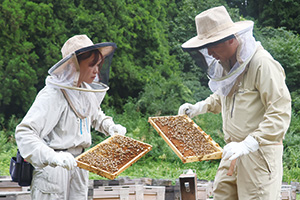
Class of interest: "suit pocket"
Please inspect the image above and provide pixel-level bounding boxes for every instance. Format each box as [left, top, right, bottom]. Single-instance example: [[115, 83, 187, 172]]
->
[[32, 166, 64, 194]]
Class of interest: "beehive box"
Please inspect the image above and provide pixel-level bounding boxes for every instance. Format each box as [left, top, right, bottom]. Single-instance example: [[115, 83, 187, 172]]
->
[[0, 176, 31, 193], [76, 135, 152, 180], [93, 185, 165, 200], [148, 115, 222, 163], [0, 191, 31, 200]]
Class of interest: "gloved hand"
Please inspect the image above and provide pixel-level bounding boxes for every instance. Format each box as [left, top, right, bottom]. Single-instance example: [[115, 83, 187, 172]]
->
[[178, 101, 207, 118], [48, 152, 77, 170], [222, 135, 259, 161], [109, 124, 127, 136]]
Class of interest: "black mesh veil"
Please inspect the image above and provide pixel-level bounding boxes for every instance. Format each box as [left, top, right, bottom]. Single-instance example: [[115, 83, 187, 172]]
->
[[75, 42, 116, 86], [182, 47, 208, 72], [98, 50, 114, 85]]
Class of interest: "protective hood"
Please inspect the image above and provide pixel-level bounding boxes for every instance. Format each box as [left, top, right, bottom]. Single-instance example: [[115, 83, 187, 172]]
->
[[46, 40, 117, 118], [182, 23, 259, 96]]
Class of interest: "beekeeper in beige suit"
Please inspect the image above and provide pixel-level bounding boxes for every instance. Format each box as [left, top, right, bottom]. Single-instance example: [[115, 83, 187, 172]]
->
[[178, 6, 291, 200], [15, 35, 126, 200]]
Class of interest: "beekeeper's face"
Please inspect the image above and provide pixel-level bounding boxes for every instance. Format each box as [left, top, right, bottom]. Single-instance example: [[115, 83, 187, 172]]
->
[[207, 38, 238, 64], [78, 52, 101, 86]]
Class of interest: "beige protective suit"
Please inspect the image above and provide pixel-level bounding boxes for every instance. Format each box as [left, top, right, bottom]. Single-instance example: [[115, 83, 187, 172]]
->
[[204, 45, 291, 199], [15, 86, 113, 199]]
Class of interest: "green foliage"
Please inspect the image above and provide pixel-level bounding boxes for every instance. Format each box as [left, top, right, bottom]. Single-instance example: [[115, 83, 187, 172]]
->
[[0, 0, 66, 118], [284, 112, 300, 162], [282, 101, 300, 183], [227, 0, 300, 34], [0, 0, 188, 117], [283, 146, 300, 183], [194, 113, 225, 148], [136, 74, 193, 116], [254, 27, 300, 92], [0, 115, 19, 176], [291, 90, 300, 115]]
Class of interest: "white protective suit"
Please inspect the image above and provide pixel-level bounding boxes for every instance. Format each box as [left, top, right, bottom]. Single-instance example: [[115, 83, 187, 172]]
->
[[15, 84, 117, 199], [205, 45, 291, 199], [15, 36, 123, 200], [179, 6, 291, 199]]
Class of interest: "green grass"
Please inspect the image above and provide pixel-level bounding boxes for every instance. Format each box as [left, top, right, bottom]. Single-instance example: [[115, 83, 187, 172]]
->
[[89, 156, 219, 184], [0, 128, 18, 177], [0, 148, 17, 176]]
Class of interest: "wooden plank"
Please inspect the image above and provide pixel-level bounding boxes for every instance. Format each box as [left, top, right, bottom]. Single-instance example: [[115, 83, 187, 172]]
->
[[92, 185, 165, 200], [0, 191, 31, 200], [0, 178, 22, 192], [144, 186, 165, 200]]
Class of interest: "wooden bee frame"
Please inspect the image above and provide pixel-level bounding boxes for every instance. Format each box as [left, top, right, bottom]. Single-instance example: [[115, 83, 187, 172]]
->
[[148, 115, 223, 163], [76, 135, 152, 180]]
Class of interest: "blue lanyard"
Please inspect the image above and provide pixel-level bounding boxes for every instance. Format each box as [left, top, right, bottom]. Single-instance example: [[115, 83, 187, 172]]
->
[[80, 118, 90, 135]]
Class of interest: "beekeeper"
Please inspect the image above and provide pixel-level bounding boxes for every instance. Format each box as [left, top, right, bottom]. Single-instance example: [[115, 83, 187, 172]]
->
[[15, 35, 126, 200], [178, 6, 291, 199]]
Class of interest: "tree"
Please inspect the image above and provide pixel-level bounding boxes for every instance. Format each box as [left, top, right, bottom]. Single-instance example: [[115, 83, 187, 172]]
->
[[0, 0, 188, 118], [227, 0, 300, 34], [255, 27, 300, 92]]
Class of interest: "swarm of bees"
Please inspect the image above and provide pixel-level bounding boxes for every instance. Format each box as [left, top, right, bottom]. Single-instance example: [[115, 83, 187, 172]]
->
[[77, 135, 152, 175], [149, 115, 222, 162]]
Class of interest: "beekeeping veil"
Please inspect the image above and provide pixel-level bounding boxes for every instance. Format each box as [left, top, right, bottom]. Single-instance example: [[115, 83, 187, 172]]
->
[[46, 35, 117, 118], [181, 6, 258, 96]]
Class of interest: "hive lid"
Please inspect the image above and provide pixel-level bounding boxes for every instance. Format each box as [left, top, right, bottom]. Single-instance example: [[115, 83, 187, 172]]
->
[[148, 115, 223, 163]]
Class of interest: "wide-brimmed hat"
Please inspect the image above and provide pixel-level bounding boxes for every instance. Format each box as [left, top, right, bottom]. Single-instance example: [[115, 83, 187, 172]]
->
[[49, 34, 117, 75], [182, 6, 253, 49], [48, 35, 117, 89], [61, 34, 116, 58]]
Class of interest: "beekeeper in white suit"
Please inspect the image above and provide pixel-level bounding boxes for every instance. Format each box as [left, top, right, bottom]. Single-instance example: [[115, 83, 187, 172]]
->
[[178, 6, 291, 199], [15, 34, 126, 200]]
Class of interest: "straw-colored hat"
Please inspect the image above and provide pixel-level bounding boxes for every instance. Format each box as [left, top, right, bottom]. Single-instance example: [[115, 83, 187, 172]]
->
[[49, 35, 116, 79], [182, 6, 253, 49], [61, 34, 116, 58]]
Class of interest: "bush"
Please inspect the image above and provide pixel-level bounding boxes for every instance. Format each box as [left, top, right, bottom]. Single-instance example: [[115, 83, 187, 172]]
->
[[255, 27, 300, 92], [291, 90, 300, 115], [0, 115, 19, 176]]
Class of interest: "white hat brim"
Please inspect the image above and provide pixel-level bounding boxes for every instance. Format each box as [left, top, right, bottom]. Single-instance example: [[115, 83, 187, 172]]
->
[[182, 21, 253, 49]]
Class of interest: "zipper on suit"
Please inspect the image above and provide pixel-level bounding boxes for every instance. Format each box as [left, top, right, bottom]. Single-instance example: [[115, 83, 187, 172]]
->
[[86, 118, 89, 133], [231, 93, 237, 118]]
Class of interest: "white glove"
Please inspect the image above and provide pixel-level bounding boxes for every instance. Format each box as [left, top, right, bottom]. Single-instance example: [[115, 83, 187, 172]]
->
[[109, 124, 127, 136], [222, 135, 259, 161], [178, 101, 207, 118], [48, 152, 77, 170]]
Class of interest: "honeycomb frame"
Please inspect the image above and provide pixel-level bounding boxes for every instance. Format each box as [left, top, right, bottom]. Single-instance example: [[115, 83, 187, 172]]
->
[[148, 115, 223, 163], [76, 135, 152, 180]]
